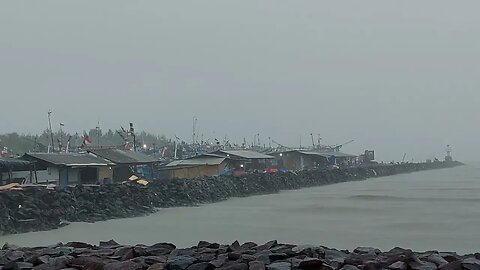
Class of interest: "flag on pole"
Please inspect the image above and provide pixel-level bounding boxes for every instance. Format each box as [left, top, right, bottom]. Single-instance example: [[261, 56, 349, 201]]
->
[[82, 132, 92, 147]]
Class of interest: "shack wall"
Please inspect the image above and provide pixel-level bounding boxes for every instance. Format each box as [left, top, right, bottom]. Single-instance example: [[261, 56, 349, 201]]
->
[[68, 168, 80, 185], [0, 171, 35, 183], [170, 163, 226, 179], [278, 152, 322, 171], [46, 167, 60, 184], [282, 152, 314, 171], [98, 166, 113, 181]]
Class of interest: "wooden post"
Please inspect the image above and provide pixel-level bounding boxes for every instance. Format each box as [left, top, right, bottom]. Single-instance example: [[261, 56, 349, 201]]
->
[[34, 163, 38, 184]]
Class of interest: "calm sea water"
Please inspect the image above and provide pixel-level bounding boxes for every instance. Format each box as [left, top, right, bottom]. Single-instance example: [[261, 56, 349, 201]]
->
[[1, 164, 479, 253]]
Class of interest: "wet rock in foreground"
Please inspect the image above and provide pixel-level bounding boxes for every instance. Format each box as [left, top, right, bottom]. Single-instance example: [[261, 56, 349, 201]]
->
[[0, 240, 476, 270]]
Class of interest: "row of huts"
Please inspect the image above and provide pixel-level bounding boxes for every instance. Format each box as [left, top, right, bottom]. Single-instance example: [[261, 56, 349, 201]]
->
[[0, 148, 158, 186], [0, 149, 357, 186], [161, 149, 357, 179]]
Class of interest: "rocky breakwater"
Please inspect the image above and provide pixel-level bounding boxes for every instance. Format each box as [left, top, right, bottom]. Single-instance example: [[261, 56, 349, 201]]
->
[[0, 239, 478, 270], [0, 161, 462, 235]]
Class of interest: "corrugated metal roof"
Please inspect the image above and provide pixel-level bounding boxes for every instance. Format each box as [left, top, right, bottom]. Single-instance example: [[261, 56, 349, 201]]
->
[[88, 148, 158, 164], [22, 153, 111, 167], [297, 151, 356, 158], [0, 158, 32, 170], [186, 153, 225, 159], [166, 157, 226, 167], [215, 150, 274, 159]]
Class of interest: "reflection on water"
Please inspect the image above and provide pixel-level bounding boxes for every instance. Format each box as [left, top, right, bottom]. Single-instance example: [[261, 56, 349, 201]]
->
[[1, 164, 479, 254]]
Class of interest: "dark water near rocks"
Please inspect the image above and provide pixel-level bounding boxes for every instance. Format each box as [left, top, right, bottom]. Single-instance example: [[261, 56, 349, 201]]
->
[[1, 164, 479, 253]]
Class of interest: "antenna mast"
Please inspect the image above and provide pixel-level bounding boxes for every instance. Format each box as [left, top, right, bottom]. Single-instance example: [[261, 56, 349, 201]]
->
[[47, 111, 54, 153], [192, 116, 198, 145]]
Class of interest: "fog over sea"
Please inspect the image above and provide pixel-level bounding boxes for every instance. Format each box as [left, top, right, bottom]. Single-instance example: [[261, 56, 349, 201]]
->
[[2, 164, 479, 254]]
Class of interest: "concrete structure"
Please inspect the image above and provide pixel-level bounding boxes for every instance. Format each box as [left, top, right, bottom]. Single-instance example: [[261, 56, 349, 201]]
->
[[21, 153, 113, 185], [270, 150, 357, 171]]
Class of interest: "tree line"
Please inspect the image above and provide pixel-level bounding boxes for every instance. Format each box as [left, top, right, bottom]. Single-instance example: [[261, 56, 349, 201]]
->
[[0, 129, 174, 156]]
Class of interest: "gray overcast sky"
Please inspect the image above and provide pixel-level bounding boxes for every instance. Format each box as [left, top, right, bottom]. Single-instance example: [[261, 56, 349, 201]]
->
[[1, 1, 479, 162]]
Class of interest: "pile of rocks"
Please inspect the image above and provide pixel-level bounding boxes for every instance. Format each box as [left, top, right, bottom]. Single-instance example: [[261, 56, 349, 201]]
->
[[0, 161, 462, 235], [0, 239, 478, 270]]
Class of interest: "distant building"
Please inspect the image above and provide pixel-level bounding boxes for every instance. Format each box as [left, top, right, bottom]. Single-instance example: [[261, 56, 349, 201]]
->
[[20, 153, 113, 185], [358, 150, 375, 164], [270, 150, 357, 171], [161, 154, 230, 180], [88, 148, 159, 182], [210, 150, 275, 171]]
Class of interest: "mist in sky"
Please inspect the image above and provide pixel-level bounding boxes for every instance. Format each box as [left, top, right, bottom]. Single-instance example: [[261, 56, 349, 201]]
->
[[1, 1, 479, 162]]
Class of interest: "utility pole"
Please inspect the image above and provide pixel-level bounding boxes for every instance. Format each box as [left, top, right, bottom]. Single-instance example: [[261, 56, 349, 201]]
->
[[129, 122, 136, 151], [310, 133, 315, 148], [48, 111, 54, 153], [174, 140, 178, 159], [96, 121, 101, 148], [59, 123, 64, 152], [174, 135, 180, 159], [66, 135, 72, 153]]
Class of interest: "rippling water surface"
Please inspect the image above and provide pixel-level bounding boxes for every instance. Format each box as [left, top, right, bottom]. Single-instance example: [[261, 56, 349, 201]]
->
[[1, 164, 479, 253]]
